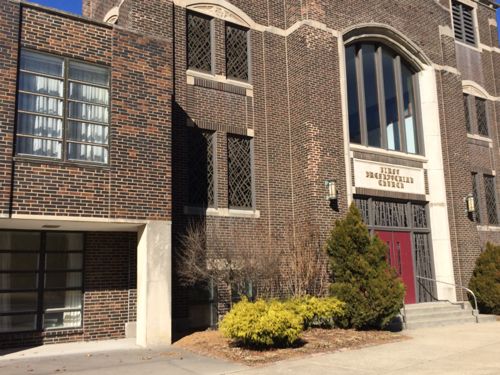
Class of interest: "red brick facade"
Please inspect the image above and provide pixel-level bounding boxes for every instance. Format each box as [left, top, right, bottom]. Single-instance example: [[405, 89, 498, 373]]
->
[[0, 0, 498, 347]]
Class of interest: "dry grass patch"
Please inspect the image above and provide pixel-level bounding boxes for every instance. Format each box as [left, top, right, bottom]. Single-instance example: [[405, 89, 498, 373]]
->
[[174, 328, 407, 366]]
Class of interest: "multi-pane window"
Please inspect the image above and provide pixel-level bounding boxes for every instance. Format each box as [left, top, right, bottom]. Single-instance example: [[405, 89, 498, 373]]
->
[[225, 23, 249, 81], [17, 50, 110, 163], [0, 232, 84, 333], [452, 1, 476, 46], [346, 43, 421, 154], [227, 135, 253, 209], [476, 98, 489, 137], [464, 95, 489, 137], [471, 172, 481, 223], [187, 12, 213, 73], [189, 129, 215, 207], [484, 175, 498, 225]]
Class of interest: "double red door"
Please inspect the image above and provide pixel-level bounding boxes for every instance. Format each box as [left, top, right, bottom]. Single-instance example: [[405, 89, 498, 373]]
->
[[376, 231, 416, 304]]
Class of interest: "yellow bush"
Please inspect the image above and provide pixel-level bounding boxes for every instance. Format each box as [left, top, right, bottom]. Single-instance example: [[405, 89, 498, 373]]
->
[[219, 299, 303, 347], [285, 296, 347, 328]]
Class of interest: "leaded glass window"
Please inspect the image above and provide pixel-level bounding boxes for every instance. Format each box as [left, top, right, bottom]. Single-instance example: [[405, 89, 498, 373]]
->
[[484, 175, 498, 225], [226, 24, 249, 81], [187, 12, 213, 73], [189, 129, 215, 207], [452, 1, 476, 46], [414, 233, 435, 302], [476, 98, 488, 137], [346, 43, 421, 154], [16, 50, 110, 163], [228, 135, 253, 209], [463, 94, 472, 133], [472, 172, 481, 223]]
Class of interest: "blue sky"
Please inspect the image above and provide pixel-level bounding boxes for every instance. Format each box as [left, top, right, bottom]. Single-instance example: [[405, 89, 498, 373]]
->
[[28, 0, 500, 42]]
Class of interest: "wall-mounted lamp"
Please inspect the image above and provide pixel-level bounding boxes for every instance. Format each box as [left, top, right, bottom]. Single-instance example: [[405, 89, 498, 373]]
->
[[465, 194, 475, 214], [325, 180, 337, 201]]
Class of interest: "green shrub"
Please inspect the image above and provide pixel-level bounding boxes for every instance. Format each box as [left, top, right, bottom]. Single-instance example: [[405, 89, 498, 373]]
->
[[219, 299, 303, 348], [326, 204, 405, 330], [284, 296, 347, 328], [468, 242, 500, 315]]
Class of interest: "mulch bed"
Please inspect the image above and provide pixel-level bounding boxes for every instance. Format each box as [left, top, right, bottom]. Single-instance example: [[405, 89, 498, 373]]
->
[[174, 328, 408, 366]]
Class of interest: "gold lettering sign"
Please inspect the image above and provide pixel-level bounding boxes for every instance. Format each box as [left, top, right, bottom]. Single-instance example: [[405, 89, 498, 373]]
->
[[365, 167, 415, 191]]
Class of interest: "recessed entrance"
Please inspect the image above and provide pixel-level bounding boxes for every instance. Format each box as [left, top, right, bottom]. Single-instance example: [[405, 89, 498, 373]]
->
[[376, 231, 416, 304]]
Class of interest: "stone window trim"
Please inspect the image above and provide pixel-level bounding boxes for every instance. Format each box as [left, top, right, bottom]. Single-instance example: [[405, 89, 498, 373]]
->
[[15, 49, 111, 166], [183, 206, 260, 218], [463, 94, 491, 138], [451, 0, 479, 48], [345, 42, 425, 156]]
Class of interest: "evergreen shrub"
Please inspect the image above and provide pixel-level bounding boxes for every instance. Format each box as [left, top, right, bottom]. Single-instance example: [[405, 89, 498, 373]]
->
[[326, 204, 405, 329], [468, 242, 500, 315], [284, 296, 346, 328]]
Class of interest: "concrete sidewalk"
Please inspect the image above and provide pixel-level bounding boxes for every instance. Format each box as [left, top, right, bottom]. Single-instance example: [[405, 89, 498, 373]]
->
[[1, 322, 499, 374]]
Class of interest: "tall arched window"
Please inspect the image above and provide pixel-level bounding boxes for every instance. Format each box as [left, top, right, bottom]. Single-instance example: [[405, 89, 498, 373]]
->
[[346, 43, 421, 154]]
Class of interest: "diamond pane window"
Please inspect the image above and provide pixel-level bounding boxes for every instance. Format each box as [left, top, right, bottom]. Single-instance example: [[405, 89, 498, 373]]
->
[[452, 1, 476, 45], [187, 12, 212, 72], [189, 129, 215, 207], [228, 135, 253, 209], [472, 173, 481, 224], [484, 175, 498, 225], [476, 98, 488, 137], [463, 94, 472, 133], [226, 24, 249, 81]]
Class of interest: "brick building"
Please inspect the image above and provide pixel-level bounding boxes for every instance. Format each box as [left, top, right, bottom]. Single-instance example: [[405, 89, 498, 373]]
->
[[0, 0, 498, 348]]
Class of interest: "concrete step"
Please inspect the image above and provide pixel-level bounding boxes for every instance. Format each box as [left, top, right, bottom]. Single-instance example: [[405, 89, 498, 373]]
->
[[406, 316, 478, 330], [408, 310, 474, 323], [477, 314, 497, 323]]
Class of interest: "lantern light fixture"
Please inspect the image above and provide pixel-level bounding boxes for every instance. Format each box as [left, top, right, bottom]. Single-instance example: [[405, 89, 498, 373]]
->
[[325, 180, 337, 201]]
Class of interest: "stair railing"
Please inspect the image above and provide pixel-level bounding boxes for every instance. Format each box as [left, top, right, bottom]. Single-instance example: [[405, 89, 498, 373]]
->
[[416, 276, 479, 323]]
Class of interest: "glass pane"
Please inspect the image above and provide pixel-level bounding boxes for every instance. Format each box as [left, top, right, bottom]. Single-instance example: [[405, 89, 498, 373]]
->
[[20, 50, 64, 77], [67, 143, 108, 164], [44, 290, 82, 310], [18, 113, 62, 138], [0, 231, 40, 251], [382, 50, 400, 151], [46, 233, 84, 252], [68, 121, 108, 144], [44, 311, 81, 329], [45, 253, 83, 271], [19, 73, 63, 97], [0, 253, 39, 271], [69, 82, 109, 105], [68, 102, 109, 123], [69, 62, 109, 86], [0, 314, 37, 333], [0, 292, 38, 313], [402, 63, 418, 154], [19, 93, 63, 116], [346, 45, 361, 144], [45, 272, 82, 289], [0, 273, 38, 290], [362, 44, 381, 147], [17, 136, 62, 158]]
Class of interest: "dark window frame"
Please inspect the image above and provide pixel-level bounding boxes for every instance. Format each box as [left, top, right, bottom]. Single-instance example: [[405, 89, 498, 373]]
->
[[452, 1, 477, 46], [225, 22, 250, 82], [16, 49, 111, 165], [464, 95, 490, 137], [0, 231, 85, 334], [346, 43, 424, 155], [471, 172, 481, 224], [227, 134, 254, 210], [186, 11, 215, 74], [484, 175, 498, 225]]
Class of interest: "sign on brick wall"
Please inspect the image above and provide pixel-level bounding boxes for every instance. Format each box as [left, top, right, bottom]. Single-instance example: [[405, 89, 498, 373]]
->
[[353, 158, 425, 195]]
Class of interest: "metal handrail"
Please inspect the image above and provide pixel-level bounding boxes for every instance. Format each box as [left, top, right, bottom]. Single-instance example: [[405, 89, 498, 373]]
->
[[416, 275, 479, 323]]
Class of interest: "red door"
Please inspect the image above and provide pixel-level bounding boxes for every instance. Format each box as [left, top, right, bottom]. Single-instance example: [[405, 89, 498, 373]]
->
[[376, 231, 416, 304]]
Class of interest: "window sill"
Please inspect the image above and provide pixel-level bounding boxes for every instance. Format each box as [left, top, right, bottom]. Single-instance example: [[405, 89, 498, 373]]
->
[[186, 69, 253, 96], [349, 144, 428, 163], [477, 225, 500, 232], [184, 206, 260, 218], [467, 133, 492, 144], [14, 156, 110, 170]]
